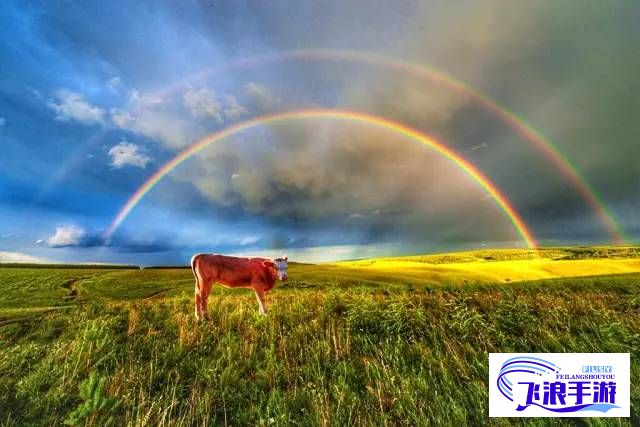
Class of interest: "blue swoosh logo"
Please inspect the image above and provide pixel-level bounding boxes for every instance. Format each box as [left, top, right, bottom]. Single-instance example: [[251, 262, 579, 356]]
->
[[516, 402, 620, 413]]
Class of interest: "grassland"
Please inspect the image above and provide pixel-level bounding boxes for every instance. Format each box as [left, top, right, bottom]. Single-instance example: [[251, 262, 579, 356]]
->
[[1, 247, 639, 426]]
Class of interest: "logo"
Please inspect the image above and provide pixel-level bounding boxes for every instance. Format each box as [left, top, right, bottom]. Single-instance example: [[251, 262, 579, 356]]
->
[[489, 353, 630, 417]]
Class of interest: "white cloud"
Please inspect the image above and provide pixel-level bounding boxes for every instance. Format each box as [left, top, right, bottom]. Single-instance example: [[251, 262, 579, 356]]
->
[[469, 142, 488, 152], [183, 87, 246, 123], [183, 87, 222, 121], [244, 82, 280, 112], [28, 87, 43, 100], [347, 213, 367, 220], [222, 95, 247, 120], [110, 89, 197, 149], [47, 225, 86, 247], [111, 107, 194, 149], [0, 251, 50, 264], [0, 117, 5, 127], [240, 236, 261, 246], [110, 108, 135, 128], [46, 89, 105, 124], [108, 141, 151, 169], [128, 89, 163, 108], [110, 86, 246, 150], [107, 76, 122, 93]]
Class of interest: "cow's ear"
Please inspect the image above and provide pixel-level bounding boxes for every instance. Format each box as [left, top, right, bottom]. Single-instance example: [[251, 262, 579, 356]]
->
[[262, 260, 275, 268]]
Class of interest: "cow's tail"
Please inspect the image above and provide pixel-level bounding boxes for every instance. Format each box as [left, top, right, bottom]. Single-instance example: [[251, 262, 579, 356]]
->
[[191, 254, 200, 284], [191, 254, 202, 319]]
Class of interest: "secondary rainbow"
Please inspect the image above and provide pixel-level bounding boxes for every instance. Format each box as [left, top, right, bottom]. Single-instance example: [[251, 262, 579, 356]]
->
[[152, 48, 624, 243], [104, 109, 537, 248]]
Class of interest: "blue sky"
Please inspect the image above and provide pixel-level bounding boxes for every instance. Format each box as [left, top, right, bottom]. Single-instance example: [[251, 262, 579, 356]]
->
[[0, 1, 638, 264]]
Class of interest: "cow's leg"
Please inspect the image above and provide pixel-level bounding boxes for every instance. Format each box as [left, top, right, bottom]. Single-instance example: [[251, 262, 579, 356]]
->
[[254, 288, 267, 315], [200, 285, 212, 320], [194, 289, 202, 320]]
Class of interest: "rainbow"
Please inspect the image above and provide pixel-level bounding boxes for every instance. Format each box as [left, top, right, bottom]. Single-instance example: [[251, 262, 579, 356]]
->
[[37, 130, 108, 200], [151, 48, 625, 244], [103, 109, 537, 248]]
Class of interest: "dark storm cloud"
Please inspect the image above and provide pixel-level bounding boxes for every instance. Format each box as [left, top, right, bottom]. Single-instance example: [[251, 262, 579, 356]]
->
[[170, 120, 521, 246], [316, 0, 640, 242]]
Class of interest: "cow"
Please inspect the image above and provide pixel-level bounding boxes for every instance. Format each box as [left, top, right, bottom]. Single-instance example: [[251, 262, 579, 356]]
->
[[191, 253, 288, 319]]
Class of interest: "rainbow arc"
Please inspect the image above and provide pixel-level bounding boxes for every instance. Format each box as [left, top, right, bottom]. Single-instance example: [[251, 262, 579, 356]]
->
[[104, 109, 538, 249]]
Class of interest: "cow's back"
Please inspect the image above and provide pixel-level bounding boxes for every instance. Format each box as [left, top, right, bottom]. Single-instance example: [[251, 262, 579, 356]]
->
[[193, 254, 275, 289]]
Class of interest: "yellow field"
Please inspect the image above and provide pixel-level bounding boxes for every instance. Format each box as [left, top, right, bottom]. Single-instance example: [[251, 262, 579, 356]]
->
[[334, 258, 640, 284], [331, 247, 640, 284]]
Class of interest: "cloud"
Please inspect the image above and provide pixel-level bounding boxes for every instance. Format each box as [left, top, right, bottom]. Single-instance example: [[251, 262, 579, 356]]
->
[[46, 225, 87, 247], [107, 239, 175, 253], [108, 141, 151, 169], [240, 236, 261, 246], [110, 108, 134, 128], [244, 82, 281, 112], [107, 76, 122, 93], [183, 87, 247, 123], [184, 87, 223, 121], [468, 142, 488, 153], [111, 107, 195, 149], [110, 89, 201, 149], [110, 85, 249, 150], [46, 89, 105, 124], [128, 89, 163, 108], [174, 121, 512, 244], [42, 225, 170, 252], [0, 251, 50, 264], [28, 87, 43, 100], [222, 95, 247, 120], [0, 117, 5, 126], [347, 213, 367, 221]]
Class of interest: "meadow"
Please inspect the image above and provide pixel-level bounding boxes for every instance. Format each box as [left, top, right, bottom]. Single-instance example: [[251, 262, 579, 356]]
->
[[1, 247, 639, 426]]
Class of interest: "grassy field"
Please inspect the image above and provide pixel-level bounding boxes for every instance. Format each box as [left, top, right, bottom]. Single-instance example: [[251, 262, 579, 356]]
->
[[1, 247, 639, 425]]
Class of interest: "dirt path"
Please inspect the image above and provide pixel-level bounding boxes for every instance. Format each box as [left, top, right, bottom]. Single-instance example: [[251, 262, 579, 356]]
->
[[0, 275, 96, 329], [61, 275, 97, 301], [143, 288, 174, 300]]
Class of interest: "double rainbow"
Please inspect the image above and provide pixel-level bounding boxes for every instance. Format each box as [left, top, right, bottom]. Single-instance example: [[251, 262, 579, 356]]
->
[[102, 49, 626, 247], [140, 48, 624, 243]]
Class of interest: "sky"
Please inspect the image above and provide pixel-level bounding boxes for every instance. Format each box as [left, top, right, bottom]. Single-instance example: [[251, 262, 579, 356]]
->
[[0, 0, 638, 265]]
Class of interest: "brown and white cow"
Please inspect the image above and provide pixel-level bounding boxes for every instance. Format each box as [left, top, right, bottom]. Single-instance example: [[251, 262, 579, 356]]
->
[[191, 253, 288, 319]]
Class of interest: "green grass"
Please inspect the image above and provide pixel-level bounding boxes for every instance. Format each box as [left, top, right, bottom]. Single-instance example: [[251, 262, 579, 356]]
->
[[1, 249, 639, 425]]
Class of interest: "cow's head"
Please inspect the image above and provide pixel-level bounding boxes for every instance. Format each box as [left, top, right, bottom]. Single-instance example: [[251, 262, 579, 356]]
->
[[273, 256, 288, 281]]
